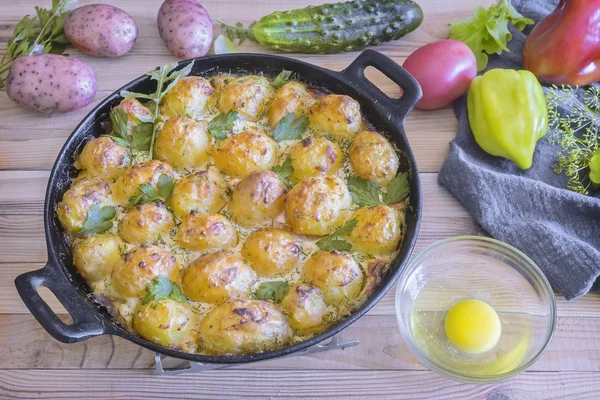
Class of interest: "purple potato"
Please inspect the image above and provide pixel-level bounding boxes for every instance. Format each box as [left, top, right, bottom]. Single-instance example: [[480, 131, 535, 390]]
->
[[157, 0, 214, 58], [6, 54, 97, 114], [65, 4, 137, 57]]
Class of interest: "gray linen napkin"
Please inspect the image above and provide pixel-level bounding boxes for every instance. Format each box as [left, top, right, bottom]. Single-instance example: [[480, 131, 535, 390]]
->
[[438, 0, 600, 300]]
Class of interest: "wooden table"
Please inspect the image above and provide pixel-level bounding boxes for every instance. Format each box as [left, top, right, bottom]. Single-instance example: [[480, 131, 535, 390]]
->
[[1, 0, 599, 398]]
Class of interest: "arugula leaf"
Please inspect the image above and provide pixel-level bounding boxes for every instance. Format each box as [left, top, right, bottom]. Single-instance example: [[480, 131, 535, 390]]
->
[[272, 69, 294, 89], [315, 219, 357, 252], [207, 110, 238, 140], [129, 174, 175, 206], [271, 157, 294, 187], [130, 122, 154, 151], [254, 281, 289, 303], [449, 0, 533, 71], [273, 112, 309, 142], [79, 204, 116, 234], [382, 172, 409, 204], [142, 276, 189, 305], [347, 176, 382, 206]]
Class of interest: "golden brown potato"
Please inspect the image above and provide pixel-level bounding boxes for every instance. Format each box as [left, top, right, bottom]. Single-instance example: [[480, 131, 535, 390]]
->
[[74, 136, 130, 180], [241, 228, 301, 277], [57, 177, 112, 234], [284, 175, 351, 236], [169, 170, 227, 218], [308, 94, 361, 140], [267, 81, 316, 127], [213, 130, 277, 178], [288, 137, 343, 182], [73, 234, 123, 282], [160, 76, 213, 120], [177, 213, 237, 251], [112, 245, 178, 298], [347, 205, 403, 255], [229, 170, 286, 227], [153, 117, 211, 169], [281, 283, 328, 330], [302, 250, 363, 305], [349, 131, 399, 187], [113, 98, 153, 134], [199, 300, 291, 355], [215, 75, 273, 121], [181, 252, 256, 304], [133, 299, 198, 351], [112, 160, 175, 207], [118, 202, 175, 245]]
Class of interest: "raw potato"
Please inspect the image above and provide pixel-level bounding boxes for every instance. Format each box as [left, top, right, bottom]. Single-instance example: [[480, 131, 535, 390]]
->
[[288, 137, 343, 182], [153, 117, 211, 168], [349, 131, 399, 186], [199, 300, 291, 355], [177, 213, 237, 251], [281, 284, 328, 330], [169, 170, 227, 218], [112, 160, 175, 206], [241, 228, 301, 277], [160, 76, 213, 120], [157, 0, 213, 58], [308, 94, 361, 140], [181, 252, 257, 304], [347, 205, 404, 255], [229, 170, 287, 227], [213, 130, 277, 178], [118, 202, 175, 245], [6, 54, 96, 114], [73, 234, 123, 283], [133, 299, 198, 351], [215, 75, 273, 121], [267, 81, 316, 127], [65, 4, 137, 57], [284, 175, 351, 236], [74, 136, 130, 180], [57, 177, 112, 234]]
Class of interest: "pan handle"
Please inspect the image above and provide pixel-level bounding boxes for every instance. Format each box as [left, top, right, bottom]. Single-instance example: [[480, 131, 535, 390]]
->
[[340, 49, 422, 122], [14, 264, 109, 343]]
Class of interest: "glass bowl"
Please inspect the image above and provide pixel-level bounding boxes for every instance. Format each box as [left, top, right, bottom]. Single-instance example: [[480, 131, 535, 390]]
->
[[395, 236, 556, 383]]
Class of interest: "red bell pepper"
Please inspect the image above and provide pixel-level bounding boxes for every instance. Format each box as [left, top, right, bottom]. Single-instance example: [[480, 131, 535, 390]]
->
[[523, 0, 600, 85]]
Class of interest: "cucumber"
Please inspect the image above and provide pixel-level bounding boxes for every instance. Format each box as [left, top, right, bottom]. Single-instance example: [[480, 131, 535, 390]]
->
[[218, 0, 424, 54]]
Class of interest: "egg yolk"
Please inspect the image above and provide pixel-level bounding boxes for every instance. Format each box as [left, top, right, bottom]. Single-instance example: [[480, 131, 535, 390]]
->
[[444, 299, 501, 354]]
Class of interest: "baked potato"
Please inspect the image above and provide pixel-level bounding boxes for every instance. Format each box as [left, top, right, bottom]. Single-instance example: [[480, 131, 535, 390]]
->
[[118, 202, 175, 245], [57, 177, 112, 234], [229, 170, 286, 227], [349, 131, 399, 186], [169, 170, 227, 218], [241, 228, 301, 277], [113, 98, 153, 134], [213, 130, 277, 178], [267, 81, 316, 128], [347, 205, 403, 255], [153, 117, 211, 169], [177, 213, 237, 251], [112, 160, 175, 207], [281, 283, 328, 330], [73, 234, 123, 282], [288, 137, 343, 182], [160, 76, 213, 120], [214, 75, 273, 121], [74, 136, 130, 180], [308, 94, 361, 140]]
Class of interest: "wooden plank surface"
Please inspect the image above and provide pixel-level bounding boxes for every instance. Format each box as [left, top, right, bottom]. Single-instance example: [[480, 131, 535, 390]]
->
[[0, 0, 598, 398]]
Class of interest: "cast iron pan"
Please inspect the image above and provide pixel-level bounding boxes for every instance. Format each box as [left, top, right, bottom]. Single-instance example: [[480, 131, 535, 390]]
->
[[15, 50, 423, 364]]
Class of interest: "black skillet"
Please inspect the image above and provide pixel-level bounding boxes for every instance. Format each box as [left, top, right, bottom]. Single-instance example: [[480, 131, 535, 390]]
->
[[15, 50, 423, 364]]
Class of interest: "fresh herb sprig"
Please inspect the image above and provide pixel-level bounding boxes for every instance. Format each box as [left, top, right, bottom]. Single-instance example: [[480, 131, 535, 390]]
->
[[207, 110, 238, 140], [129, 174, 175, 206], [347, 172, 410, 207], [271, 157, 294, 187], [108, 108, 154, 150], [79, 204, 116, 234], [254, 281, 289, 303], [315, 219, 357, 252], [272, 69, 294, 89], [142, 276, 189, 305], [273, 112, 309, 141]]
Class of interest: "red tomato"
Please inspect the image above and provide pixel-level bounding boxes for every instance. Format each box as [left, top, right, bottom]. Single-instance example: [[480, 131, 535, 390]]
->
[[403, 40, 477, 110]]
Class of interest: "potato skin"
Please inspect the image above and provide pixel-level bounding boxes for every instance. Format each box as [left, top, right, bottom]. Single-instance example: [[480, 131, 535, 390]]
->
[[229, 170, 286, 227], [112, 160, 175, 206], [73, 234, 123, 282], [112, 245, 178, 298], [153, 117, 211, 168], [284, 175, 351, 236], [118, 202, 175, 245], [349, 131, 399, 186], [213, 131, 277, 178], [177, 213, 237, 251], [281, 284, 328, 330], [169, 170, 227, 218], [157, 0, 213, 58], [160, 76, 213, 120], [199, 300, 291, 355], [65, 4, 137, 57], [133, 299, 197, 351], [241, 229, 301, 277], [302, 251, 363, 305], [347, 205, 403, 255], [181, 252, 256, 304], [57, 177, 112, 234], [308, 94, 361, 139], [74, 136, 130, 180], [288, 137, 343, 182], [215, 75, 273, 121], [267, 81, 316, 128]]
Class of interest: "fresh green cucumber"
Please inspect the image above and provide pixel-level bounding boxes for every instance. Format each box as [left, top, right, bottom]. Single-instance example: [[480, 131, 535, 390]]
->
[[218, 0, 424, 54]]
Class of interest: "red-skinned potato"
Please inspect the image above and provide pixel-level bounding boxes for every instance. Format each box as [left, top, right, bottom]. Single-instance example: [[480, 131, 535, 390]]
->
[[157, 0, 213, 58], [402, 40, 476, 110]]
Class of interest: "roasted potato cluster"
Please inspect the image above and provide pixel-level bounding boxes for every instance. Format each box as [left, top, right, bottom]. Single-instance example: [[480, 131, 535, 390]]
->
[[59, 71, 409, 356]]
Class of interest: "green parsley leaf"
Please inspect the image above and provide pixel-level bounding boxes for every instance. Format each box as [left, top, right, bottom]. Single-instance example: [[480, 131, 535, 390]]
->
[[79, 204, 116, 234], [207, 110, 238, 140], [107, 135, 129, 148], [130, 122, 154, 151], [272, 112, 309, 142], [128, 174, 174, 206], [449, 0, 534, 71], [272, 69, 294, 89], [254, 281, 289, 303], [142, 276, 189, 305], [347, 176, 382, 206], [109, 108, 129, 140], [382, 172, 410, 204], [271, 157, 294, 187], [315, 238, 353, 252], [330, 218, 358, 237]]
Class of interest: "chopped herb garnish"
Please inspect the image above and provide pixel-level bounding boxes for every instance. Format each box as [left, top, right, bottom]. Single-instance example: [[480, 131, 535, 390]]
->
[[207, 110, 238, 140], [315, 219, 357, 252], [142, 276, 189, 304], [129, 174, 175, 206], [271, 157, 294, 187], [254, 281, 289, 303], [79, 204, 116, 234], [272, 112, 309, 141], [271, 69, 294, 89]]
